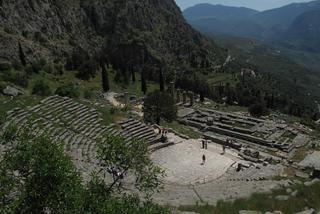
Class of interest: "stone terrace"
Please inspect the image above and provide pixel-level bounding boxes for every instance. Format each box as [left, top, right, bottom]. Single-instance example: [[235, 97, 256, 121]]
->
[[2, 96, 118, 178], [177, 107, 305, 157], [2, 96, 161, 181], [119, 119, 159, 144]]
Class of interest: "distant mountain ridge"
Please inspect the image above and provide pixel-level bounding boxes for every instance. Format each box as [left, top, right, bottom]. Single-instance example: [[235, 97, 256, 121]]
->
[[183, 0, 320, 47], [184, 3, 258, 21]]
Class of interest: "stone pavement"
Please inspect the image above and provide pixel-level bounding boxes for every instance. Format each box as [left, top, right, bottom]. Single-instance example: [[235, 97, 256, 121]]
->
[[151, 139, 235, 184], [151, 133, 285, 206]]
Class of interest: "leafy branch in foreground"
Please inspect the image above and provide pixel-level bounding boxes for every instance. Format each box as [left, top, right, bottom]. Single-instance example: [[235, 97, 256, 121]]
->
[[97, 134, 165, 197], [0, 124, 169, 214], [0, 125, 84, 214]]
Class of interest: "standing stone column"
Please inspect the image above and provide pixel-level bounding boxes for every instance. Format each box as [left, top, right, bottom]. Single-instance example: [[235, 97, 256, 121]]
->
[[124, 92, 129, 106], [182, 91, 187, 104], [189, 92, 194, 106], [176, 89, 181, 103]]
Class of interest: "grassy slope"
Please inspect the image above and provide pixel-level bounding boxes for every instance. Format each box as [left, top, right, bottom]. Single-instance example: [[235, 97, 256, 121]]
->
[[180, 182, 320, 214], [0, 69, 159, 125]]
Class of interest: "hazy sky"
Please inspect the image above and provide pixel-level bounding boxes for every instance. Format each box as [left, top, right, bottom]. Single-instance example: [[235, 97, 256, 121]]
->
[[175, 0, 312, 11]]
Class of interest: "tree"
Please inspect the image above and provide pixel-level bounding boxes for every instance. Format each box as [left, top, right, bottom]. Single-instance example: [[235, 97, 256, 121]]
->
[[200, 91, 205, 103], [131, 69, 136, 83], [97, 135, 164, 196], [141, 70, 147, 95], [159, 68, 164, 92], [18, 42, 27, 66], [0, 125, 84, 214], [76, 59, 98, 81], [249, 102, 268, 117], [143, 90, 177, 125], [55, 84, 80, 98], [84, 178, 170, 214], [32, 79, 52, 96], [0, 125, 170, 214], [101, 63, 110, 92]]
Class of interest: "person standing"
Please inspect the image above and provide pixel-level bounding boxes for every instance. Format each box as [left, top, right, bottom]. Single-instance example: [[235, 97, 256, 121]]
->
[[202, 154, 206, 165]]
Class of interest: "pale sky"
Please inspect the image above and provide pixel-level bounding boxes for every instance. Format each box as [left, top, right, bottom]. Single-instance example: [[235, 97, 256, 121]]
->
[[175, 0, 312, 11]]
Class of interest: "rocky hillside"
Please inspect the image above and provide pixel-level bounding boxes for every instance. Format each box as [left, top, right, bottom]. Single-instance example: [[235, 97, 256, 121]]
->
[[0, 0, 225, 73]]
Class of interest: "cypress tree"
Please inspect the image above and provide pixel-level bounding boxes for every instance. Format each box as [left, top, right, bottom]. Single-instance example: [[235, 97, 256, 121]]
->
[[18, 42, 27, 66], [101, 62, 110, 92], [159, 68, 164, 92], [141, 70, 147, 95], [200, 91, 205, 103], [131, 68, 136, 83]]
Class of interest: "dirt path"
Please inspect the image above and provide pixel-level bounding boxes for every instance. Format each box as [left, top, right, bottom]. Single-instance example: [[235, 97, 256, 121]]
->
[[103, 92, 124, 108]]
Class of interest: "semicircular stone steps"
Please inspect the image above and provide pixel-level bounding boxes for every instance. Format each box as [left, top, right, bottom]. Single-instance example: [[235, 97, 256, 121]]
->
[[2, 96, 162, 181]]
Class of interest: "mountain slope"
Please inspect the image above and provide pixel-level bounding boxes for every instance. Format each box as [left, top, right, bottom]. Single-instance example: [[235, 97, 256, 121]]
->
[[183, 0, 320, 41], [280, 10, 320, 52], [184, 3, 258, 21], [189, 17, 263, 38], [0, 0, 225, 72], [252, 0, 320, 30]]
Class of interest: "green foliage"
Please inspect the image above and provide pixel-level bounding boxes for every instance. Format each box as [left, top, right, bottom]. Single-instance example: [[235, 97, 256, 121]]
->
[[141, 71, 147, 95], [114, 69, 129, 84], [101, 63, 110, 92], [54, 63, 65, 75], [42, 62, 64, 75], [159, 68, 164, 92], [0, 126, 170, 214], [0, 125, 84, 214], [0, 81, 5, 92], [249, 102, 268, 117], [131, 70, 136, 83], [76, 59, 98, 81], [0, 111, 6, 126], [84, 176, 170, 214], [97, 134, 165, 196], [55, 84, 80, 98], [0, 69, 28, 88], [32, 79, 51, 96], [84, 88, 94, 99], [18, 42, 26, 66], [143, 90, 177, 124], [180, 182, 320, 214]]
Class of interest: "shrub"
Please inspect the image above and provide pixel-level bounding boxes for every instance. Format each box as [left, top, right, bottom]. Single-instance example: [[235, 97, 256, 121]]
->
[[1, 70, 28, 88], [249, 102, 268, 117], [32, 79, 51, 96], [84, 89, 94, 99], [110, 107, 120, 115], [43, 63, 55, 74], [14, 72, 29, 87], [55, 84, 80, 98], [54, 63, 64, 75], [0, 81, 6, 92], [76, 59, 97, 80], [143, 90, 177, 124]]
